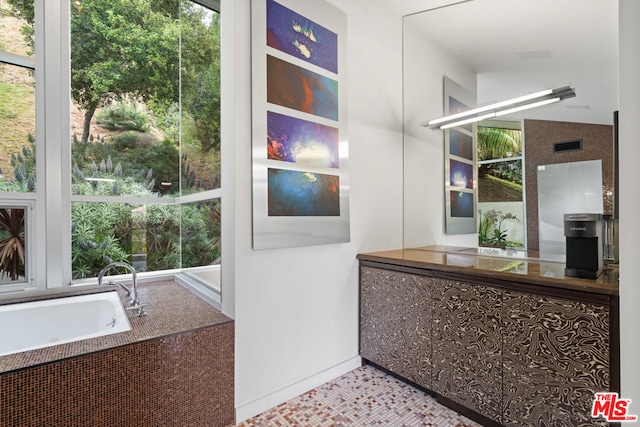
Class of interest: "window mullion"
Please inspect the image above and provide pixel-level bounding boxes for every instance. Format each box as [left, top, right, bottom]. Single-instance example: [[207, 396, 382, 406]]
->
[[31, 0, 46, 291], [42, 0, 72, 288]]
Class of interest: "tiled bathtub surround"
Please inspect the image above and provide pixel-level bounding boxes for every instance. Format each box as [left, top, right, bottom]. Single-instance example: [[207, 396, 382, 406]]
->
[[237, 364, 481, 427], [0, 281, 234, 427], [0, 280, 230, 373]]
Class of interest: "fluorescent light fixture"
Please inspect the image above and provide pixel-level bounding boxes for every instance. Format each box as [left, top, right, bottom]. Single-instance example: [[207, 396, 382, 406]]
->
[[422, 85, 575, 130]]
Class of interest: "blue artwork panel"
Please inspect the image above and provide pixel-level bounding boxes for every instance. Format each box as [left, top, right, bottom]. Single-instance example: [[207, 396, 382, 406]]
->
[[267, 111, 339, 168], [268, 168, 340, 216], [450, 159, 473, 190], [449, 128, 473, 160], [450, 190, 474, 218], [448, 96, 472, 132], [267, 0, 338, 74], [267, 55, 338, 121]]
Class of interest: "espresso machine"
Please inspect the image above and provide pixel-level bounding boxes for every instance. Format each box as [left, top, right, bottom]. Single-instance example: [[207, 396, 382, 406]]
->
[[564, 213, 603, 279]]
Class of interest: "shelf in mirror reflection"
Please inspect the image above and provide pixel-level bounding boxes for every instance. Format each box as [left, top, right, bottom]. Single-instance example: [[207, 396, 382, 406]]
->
[[453, 246, 565, 263], [444, 252, 569, 278]]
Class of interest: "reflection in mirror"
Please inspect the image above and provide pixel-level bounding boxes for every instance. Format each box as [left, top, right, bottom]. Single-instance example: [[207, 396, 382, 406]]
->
[[402, 0, 618, 252], [477, 120, 524, 249]]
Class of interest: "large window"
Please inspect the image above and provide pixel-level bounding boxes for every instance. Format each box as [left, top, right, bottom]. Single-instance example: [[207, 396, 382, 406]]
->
[[0, 0, 37, 291], [0, 0, 221, 292]]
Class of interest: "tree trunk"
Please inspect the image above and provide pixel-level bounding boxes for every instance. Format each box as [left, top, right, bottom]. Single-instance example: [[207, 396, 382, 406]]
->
[[81, 102, 99, 143]]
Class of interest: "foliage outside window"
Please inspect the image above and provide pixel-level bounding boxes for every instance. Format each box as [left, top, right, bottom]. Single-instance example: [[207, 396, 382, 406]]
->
[[1, 0, 222, 286]]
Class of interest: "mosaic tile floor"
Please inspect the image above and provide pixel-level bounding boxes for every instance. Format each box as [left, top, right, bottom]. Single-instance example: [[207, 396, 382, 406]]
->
[[236, 364, 482, 427]]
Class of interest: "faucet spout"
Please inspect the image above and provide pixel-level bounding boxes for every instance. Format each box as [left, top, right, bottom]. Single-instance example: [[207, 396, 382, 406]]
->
[[98, 262, 139, 306]]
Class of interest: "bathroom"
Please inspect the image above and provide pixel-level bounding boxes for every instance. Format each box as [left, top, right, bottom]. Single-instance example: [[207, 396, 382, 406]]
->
[[1, 0, 639, 425]]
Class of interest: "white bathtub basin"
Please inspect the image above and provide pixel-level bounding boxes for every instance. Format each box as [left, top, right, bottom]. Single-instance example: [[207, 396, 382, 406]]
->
[[0, 291, 132, 357]]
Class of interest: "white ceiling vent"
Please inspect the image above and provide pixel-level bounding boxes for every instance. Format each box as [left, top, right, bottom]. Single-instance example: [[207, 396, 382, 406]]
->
[[517, 49, 552, 60]]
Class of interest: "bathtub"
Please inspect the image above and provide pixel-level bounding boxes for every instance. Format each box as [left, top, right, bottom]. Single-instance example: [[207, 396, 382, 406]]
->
[[0, 291, 132, 357]]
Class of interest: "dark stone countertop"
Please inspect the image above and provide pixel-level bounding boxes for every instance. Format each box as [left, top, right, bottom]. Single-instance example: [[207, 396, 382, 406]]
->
[[358, 245, 619, 296], [0, 280, 232, 374]]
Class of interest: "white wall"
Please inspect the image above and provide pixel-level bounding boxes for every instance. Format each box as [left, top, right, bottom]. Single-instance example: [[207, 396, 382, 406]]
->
[[221, 0, 404, 421], [618, 0, 640, 422], [402, 18, 477, 248]]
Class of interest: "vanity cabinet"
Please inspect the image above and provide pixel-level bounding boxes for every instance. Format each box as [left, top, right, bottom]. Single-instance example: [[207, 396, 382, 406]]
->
[[360, 266, 432, 389], [431, 277, 503, 424], [359, 248, 619, 427], [502, 290, 610, 427]]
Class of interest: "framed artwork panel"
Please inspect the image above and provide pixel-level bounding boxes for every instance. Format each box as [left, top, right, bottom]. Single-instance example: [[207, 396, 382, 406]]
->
[[443, 76, 477, 234], [252, 0, 349, 249]]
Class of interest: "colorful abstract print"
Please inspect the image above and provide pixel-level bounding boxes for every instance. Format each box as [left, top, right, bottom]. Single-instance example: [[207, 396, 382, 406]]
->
[[266, 55, 338, 121], [268, 168, 340, 216], [448, 96, 472, 132], [449, 128, 473, 160], [266, 0, 338, 73], [267, 111, 339, 169], [450, 190, 473, 218], [450, 159, 473, 190]]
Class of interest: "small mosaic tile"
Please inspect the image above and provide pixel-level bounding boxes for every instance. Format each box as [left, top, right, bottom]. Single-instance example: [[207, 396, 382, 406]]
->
[[237, 365, 482, 427]]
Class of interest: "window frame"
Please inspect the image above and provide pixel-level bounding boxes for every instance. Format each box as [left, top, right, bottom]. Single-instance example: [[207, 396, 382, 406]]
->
[[0, 0, 48, 292]]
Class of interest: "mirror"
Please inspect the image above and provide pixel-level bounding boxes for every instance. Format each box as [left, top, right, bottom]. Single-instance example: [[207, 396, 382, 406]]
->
[[402, 0, 618, 252]]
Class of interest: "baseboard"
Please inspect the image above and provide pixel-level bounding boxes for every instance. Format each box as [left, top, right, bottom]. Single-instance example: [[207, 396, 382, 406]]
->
[[235, 355, 362, 423]]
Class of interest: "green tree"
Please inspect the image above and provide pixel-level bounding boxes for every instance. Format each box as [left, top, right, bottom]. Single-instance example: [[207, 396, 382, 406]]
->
[[180, 6, 220, 153], [7, 0, 181, 143], [70, 0, 180, 142], [8, 0, 221, 148]]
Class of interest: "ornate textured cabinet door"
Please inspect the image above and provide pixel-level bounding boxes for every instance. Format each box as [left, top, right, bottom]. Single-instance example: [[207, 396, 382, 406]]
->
[[359, 266, 432, 389], [502, 290, 610, 427], [431, 277, 503, 425]]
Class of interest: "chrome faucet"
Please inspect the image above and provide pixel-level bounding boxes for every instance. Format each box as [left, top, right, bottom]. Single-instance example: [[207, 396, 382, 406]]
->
[[98, 262, 141, 309]]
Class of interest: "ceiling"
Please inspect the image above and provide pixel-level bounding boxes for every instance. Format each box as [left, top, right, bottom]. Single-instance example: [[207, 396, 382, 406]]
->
[[383, 0, 619, 124]]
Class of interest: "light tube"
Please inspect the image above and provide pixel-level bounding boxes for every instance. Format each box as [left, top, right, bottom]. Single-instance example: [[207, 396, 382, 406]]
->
[[439, 113, 496, 129], [494, 97, 560, 117]]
